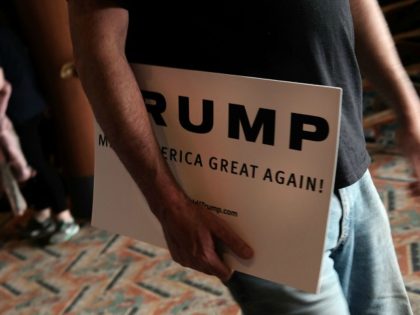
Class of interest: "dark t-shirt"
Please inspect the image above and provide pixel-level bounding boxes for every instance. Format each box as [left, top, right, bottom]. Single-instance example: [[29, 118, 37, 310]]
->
[[0, 26, 45, 125], [119, 1, 370, 189]]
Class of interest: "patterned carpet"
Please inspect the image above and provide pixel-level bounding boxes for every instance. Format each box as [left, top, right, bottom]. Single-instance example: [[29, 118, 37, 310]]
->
[[0, 146, 419, 314], [0, 217, 240, 315]]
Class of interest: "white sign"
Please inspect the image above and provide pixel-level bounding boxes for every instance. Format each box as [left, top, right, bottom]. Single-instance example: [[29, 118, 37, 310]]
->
[[92, 64, 342, 293]]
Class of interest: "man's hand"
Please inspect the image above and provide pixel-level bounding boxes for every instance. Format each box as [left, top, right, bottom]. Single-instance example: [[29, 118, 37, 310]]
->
[[398, 123, 420, 197], [158, 197, 254, 282]]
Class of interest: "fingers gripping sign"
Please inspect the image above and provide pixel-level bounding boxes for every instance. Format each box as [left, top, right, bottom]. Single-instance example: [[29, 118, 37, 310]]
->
[[159, 198, 254, 282]]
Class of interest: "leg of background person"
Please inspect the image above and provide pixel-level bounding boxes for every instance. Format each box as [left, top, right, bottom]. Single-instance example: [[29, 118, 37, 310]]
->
[[65, 176, 93, 220], [226, 194, 350, 315], [332, 171, 413, 315], [14, 114, 69, 215], [14, 114, 79, 242]]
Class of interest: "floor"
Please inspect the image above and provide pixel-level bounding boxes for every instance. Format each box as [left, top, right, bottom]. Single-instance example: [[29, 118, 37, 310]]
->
[[0, 144, 419, 314], [0, 222, 239, 315]]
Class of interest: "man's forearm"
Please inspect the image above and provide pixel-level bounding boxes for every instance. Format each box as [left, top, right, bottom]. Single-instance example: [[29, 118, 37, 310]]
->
[[68, 0, 186, 216], [350, 0, 420, 128]]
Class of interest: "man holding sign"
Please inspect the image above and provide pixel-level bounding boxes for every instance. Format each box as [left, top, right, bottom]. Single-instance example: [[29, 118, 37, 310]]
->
[[68, 1, 418, 314]]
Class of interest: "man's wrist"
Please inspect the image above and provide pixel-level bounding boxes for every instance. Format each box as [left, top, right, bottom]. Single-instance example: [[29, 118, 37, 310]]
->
[[141, 175, 190, 221]]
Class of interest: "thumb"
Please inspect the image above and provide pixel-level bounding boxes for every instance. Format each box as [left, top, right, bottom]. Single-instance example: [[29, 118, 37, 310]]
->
[[211, 220, 254, 259]]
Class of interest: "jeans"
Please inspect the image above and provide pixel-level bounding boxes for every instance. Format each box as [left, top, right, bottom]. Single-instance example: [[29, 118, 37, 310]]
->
[[226, 170, 413, 315]]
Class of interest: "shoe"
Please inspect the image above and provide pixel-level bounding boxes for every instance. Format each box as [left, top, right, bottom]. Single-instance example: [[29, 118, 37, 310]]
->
[[24, 217, 56, 239], [48, 220, 80, 244]]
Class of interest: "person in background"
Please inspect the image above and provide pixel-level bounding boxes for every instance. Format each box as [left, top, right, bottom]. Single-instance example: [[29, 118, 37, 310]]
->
[[69, 1, 418, 314], [0, 67, 34, 215], [0, 25, 79, 244]]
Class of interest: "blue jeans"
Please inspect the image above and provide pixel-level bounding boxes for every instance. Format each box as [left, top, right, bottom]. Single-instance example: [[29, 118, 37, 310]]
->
[[226, 171, 413, 315]]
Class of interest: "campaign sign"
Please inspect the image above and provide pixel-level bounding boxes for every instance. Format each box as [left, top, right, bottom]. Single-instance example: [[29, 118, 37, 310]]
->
[[92, 64, 342, 293]]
